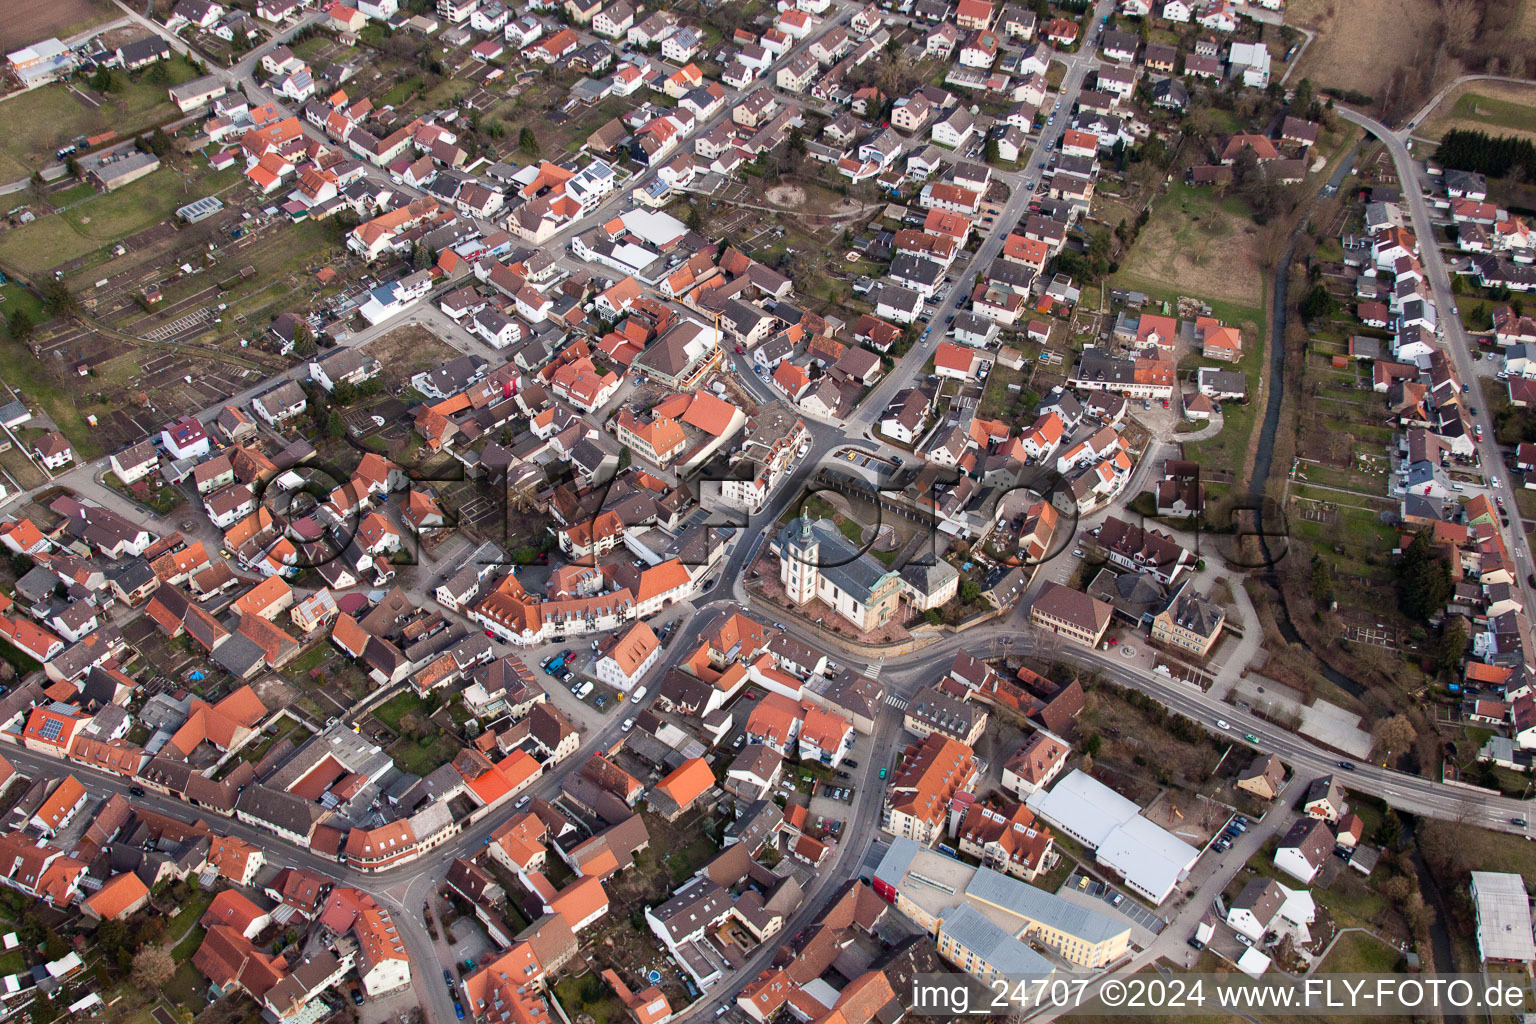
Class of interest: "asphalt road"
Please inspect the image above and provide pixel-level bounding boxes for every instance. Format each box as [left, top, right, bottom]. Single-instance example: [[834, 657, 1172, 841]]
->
[[1339, 107, 1536, 655], [15, 11, 1525, 1023], [847, 6, 1114, 431]]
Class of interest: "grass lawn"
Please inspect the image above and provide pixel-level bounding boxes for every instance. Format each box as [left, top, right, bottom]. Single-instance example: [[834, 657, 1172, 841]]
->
[[664, 835, 719, 884], [162, 961, 210, 1013], [170, 924, 205, 964], [389, 732, 461, 775], [0, 637, 41, 677], [0, 60, 201, 179], [1316, 929, 1402, 973], [0, 163, 242, 275], [285, 642, 337, 678], [0, 283, 44, 325], [0, 331, 112, 460], [373, 690, 430, 733], [1447, 91, 1536, 138], [835, 514, 864, 546], [1112, 180, 1265, 308], [554, 974, 628, 1024], [49, 182, 96, 207]]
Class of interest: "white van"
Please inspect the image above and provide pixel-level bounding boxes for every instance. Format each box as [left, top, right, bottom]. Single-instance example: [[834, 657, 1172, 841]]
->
[[576, 681, 595, 699], [631, 685, 647, 702]]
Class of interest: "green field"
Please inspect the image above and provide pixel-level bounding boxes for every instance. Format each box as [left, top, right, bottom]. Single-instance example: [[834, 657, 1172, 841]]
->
[[0, 164, 242, 275], [0, 282, 43, 325], [0, 59, 203, 181], [1448, 91, 1536, 138]]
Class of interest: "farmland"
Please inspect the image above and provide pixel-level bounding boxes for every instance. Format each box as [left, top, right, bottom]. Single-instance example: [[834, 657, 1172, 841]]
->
[[0, 0, 117, 54], [0, 163, 243, 276]]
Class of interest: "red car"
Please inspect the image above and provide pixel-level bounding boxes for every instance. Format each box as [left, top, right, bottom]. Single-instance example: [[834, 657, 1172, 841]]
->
[[734, 345, 744, 354], [746, 691, 758, 699]]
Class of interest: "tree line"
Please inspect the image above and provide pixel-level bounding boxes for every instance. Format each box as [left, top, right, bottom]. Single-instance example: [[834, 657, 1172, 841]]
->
[[1434, 128, 1536, 182]]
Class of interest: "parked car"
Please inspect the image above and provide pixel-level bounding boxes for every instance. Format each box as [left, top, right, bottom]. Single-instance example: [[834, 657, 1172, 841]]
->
[[1337, 760, 1356, 770], [622, 718, 634, 732], [844, 759, 859, 768], [128, 786, 146, 797]]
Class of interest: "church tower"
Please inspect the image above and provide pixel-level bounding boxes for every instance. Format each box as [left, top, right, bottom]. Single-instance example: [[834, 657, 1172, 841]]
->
[[780, 517, 819, 606]]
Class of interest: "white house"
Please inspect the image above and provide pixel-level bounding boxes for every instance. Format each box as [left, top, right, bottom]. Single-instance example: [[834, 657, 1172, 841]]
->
[[161, 417, 211, 460], [109, 441, 158, 485], [32, 432, 74, 471], [873, 283, 923, 324], [594, 622, 661, 692], [1226, 878, 1316, 945], [1274, 818, 1333, 884]]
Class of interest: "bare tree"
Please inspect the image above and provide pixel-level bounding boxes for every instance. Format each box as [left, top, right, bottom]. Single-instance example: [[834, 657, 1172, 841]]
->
[[131, 946, 175, 989], [1372, 714, 1416, 765], [1438, 0, 1481, 56]]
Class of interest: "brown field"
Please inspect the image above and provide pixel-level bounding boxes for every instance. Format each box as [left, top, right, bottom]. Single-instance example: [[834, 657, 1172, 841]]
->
[[1416, 78, 1536, 145], [1289, 0, 1441, 102], [1518, 0, 1536, 41], [0, 0, 118, 50], [366, 325, 465, 389], [1113, 184, 1265, 307]]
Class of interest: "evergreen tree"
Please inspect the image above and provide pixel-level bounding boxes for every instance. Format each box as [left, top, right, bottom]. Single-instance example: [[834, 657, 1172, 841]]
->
[[1395, 530, 1452, 622], [1299, 283, 1337, 321], [6, 309, 33, 343], [1436, 617, 1469, 673], [1309, 552, 1334, 606]]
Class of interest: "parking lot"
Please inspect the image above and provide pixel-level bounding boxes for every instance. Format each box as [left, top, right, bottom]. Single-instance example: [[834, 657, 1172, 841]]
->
[[1061, 872, 1166, 934]]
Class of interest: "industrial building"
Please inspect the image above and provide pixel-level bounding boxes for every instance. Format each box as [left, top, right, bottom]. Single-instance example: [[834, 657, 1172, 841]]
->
[[1024, 769, 1199, 904]]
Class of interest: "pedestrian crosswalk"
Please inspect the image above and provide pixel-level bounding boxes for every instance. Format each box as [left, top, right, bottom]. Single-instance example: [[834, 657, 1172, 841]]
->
[[866, 659, 884, 679], [884, 694, 908, 710]]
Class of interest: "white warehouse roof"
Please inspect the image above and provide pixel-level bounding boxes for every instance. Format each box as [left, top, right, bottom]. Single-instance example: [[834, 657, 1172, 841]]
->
[[1025, 769, 1199, 904], [1470, 871, 1536, 962]]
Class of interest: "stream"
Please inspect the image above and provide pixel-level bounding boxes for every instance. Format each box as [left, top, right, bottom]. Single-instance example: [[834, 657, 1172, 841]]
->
[[1247, 189, 1458, 986], [1248, 230, 1366, 699]]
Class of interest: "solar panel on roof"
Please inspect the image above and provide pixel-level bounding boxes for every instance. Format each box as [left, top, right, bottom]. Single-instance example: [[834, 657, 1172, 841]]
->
[[38, 719, 63, 742]]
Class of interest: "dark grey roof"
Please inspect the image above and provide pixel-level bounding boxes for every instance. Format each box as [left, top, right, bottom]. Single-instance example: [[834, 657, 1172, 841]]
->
[[777, 517, 896, 605]]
